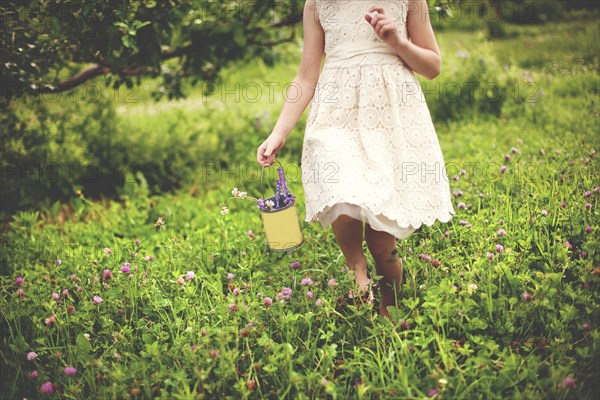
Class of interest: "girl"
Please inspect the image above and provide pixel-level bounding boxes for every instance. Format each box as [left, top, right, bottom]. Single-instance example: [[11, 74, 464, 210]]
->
[[257, 0, 454, 317]]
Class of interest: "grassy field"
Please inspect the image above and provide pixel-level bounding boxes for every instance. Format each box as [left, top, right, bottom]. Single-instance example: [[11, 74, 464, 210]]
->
[[1, 13, 599, 399]]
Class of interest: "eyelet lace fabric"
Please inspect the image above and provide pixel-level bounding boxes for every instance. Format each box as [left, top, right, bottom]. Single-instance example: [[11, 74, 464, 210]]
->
[[301, 0, 455, 239]]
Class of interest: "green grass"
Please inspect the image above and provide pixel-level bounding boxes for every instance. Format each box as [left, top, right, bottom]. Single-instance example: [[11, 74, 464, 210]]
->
[[1, 14, 599, 400]]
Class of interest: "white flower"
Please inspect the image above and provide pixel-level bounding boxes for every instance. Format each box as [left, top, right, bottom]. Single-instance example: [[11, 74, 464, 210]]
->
[[231, 188, 240, 197], [468, 283, 478, 294], [220, 205, 229, 215], [265, 200, 275, 209], [238, 191, 248, 199]]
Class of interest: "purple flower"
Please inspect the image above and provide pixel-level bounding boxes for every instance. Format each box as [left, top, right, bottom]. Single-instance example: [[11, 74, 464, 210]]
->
[[585, 203, 591, 210], [487, 253, 494, 260], [277, 287, 293, 301], [135, 239, 141, 245], [496, 244, 504, 253], [328, 278, 338, 287], [40, 381, 54, 394], [564, 241, 572, 250], [27, 351, 38, 361], [289, 261, 301, 270], [246, 230, 254, 238], [64, 366, 76, 376], [77, 286, 83, 292], [121, 264, 130, 273], [315, 298, 324, 307], [30, 370, 38, 379], [62, 289, 69, 298], [497, 229, 506, 236], [185, 271, 195, 281], [562, 377, 576, 389], [301, 277, 313, 286], [102, 269, 113, 280], [233, 288, 240, 296], [56, 258, 62, 265], [460, 169, 467, 176], [93, 295, 103, 305], [227, 273, 235, 280], [582, 323, 590, 330], [560, 201, 566, 208], [511, 147, 518, 154], [584, 191, 592, 198], [522, 291, 533, 302], [306, 291, 314, 299], [263, 297, 273, 307], [504, 154, 511, 162], [228, 304, 238, 312], [585, 225, 592, 233], [541, 209, 548, 217], [459, 220, 467, 226], [500, 165, 507, 174], [14, 276, 23, 286], [457, 202, 466, 209], [52, 293, 59, 301], [428, 388, 438, 397], [453, 175, 459, 182]]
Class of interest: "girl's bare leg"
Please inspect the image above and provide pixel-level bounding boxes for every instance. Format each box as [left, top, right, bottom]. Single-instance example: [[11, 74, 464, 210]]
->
[[331, 215, 370, 292], [364, 224, 402, 317]]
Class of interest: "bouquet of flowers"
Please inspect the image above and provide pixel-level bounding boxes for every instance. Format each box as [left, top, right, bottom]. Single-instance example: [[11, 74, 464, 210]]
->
[[219, 163, 303, 252]]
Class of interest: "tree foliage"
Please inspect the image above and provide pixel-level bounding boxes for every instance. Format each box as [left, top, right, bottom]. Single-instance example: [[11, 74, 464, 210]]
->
[[1, 0, 304, 105]]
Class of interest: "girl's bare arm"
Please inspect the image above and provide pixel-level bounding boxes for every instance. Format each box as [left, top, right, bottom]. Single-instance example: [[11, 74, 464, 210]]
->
[[365, 0, 441, 80], [257, 0, 325, 167]]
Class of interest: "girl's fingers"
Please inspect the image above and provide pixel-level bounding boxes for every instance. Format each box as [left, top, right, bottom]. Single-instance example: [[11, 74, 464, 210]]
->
[[369, 6, 385, 14]]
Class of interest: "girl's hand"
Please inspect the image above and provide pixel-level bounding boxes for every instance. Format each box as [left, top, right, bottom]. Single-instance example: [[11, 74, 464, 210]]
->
[[257, 133, 286, 167], [364, 6, 404, 50]]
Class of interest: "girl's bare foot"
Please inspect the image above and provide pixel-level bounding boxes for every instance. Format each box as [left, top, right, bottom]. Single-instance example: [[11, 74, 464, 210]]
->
[[378, 250, 402, 318]]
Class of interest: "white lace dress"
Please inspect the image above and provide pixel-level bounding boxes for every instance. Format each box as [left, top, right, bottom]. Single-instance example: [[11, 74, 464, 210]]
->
[[301, 0, 455, 239]]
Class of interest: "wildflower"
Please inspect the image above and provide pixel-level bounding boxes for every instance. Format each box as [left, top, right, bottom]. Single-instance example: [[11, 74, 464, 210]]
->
[[14, 276, 23, 286], [231, 188, 240, 197], [460, 169, 467, 175], [497, 229, 506, 236], [64, 366, 76, 376], [177, 276, 185, 285], [30, 370, 38, 379], [564, 241, 572, 250], [27, 352, 38, 361], [56, 258, 62, 265], [459, 220, 467, 226], [560, 201, 566, 208], [70, 274, 78, 281], [306, 291, 314, 299], [185, 271, 196, 281], [45, 315, 56, 326], [328, 278, 338, 287], [468, 284, 478, 294], [581, 251, 588, 259], [453, 175, 459, 181], [504, 154, 511, 162], [201, 329, 207, 336], [496, 244, 504, 253], [289, 260, 301, 270], [135, 239, 141, 245], [154, 216, 166, 227], [301, 277, 313, 286], [428, 388, 438, 397], [432, 259, 441, 267], [102, 269, 113, 280], [457, 202, 466, 209], [263, 297, 273, 307], [62, 289, 69, 298], [276, 287, 293, 302], [77, 286, 83, 292], [246, 379, 257, 391], [246, 230, 254, 238], [67, 305, 76, 314], [227, 273, 235, 280], [585, 203, 591, 210], [582, 323, 590, 330], [585, 225, 591, 233], [228, 304, 238, 312], [121, 264, 130, 273], [522, 291, 533, 302], [438, 378, 448, 388], [103, 247, 112, 256], [233, 288, 240, 296], [52, 293, 59, 301], [584, 191, 592, 198], [93, 295, 103, 305], [15, 288, 25, 298], [487, 252, 494, 260], [40, 381, 55, 394], [209, 349, 219, 359], [541, 209, 548, 216], [315, 298, 324, 307], [500, 165, 507, 174], [265, 199, 275, 209], [562, 377, 576, 389]]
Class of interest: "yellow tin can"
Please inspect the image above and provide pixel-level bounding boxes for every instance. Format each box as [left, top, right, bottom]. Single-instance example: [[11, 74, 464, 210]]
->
[[259, 161, 304, 252]]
